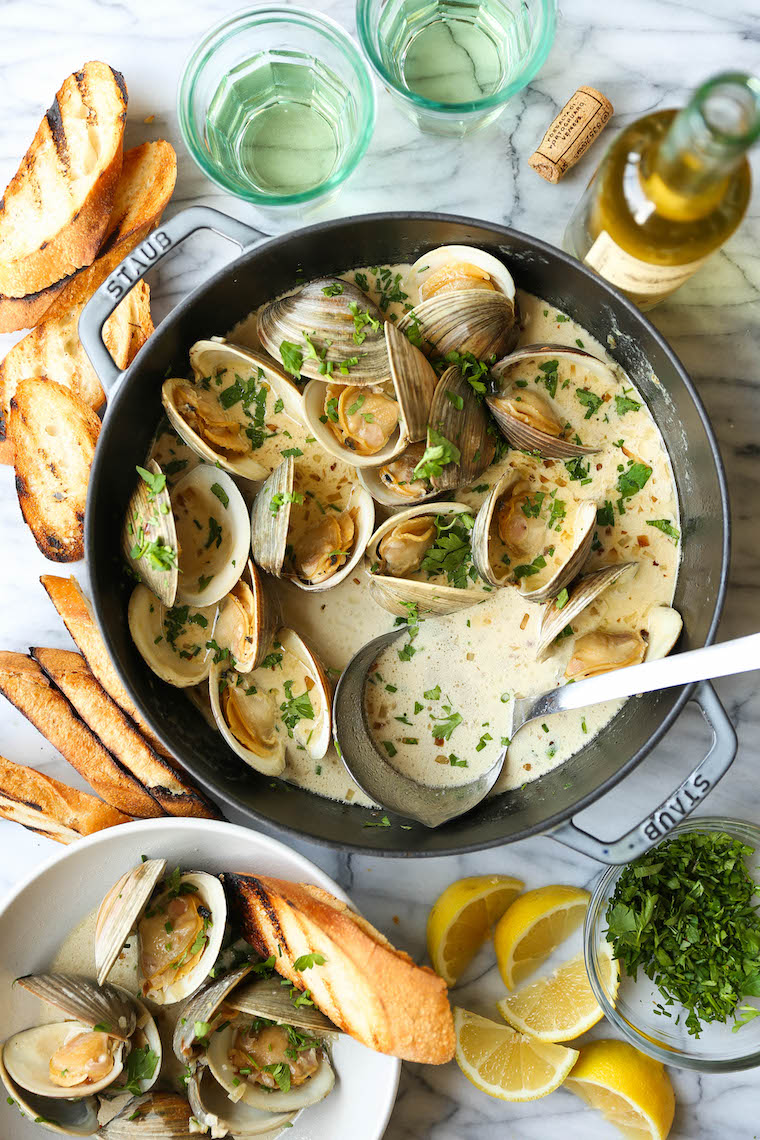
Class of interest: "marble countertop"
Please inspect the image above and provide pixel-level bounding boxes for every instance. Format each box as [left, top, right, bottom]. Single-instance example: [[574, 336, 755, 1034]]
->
[[1, 0, 759, 1135]]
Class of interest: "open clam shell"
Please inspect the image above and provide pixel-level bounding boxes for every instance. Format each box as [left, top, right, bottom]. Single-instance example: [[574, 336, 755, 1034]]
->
[[276, 628, 333, 760], [645, 605, 683, 660], [172, 464, 250, 607], [162, 340, 304, 481], [0, 1043, 99, 1136], [536, 563, 639, 660], [122, 460, 178, 608], [2, 1022, 126, 1101], [127, 585, 218, 688], [207, 1022, 335, 1113], [471, 471, 597, 601], [173, 963, 255, 1066], [94, 865, 227, 1006], [228, 976, 340, 1036], [214, 559, 280, 673], [96, 859, 167, 986], [251, 458, 374, 592], [187, 1068, 297, 1138], [209, 661, 287, 778], [356, 441, 439, 508], [301, 321, 436, 468], [400, 245, 519, 360], [487, 343, 613, 458], [101, 1093, 195, 1139], [366, 501, 484, 617], [107, 997, 162, 1097], [426, 365, 496, 491], [257, 277, 389, 386], [14, 975, 137, 1041]]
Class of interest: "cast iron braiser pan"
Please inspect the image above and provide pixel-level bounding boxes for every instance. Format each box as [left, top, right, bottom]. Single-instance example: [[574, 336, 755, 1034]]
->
[[81, 208, 732, 857]]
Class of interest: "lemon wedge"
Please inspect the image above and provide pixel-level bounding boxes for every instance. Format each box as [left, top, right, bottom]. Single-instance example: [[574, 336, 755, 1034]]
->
[[453, 1007, 578, 1101], [493, 884, 590, 989], [427, 875, 524, 986], [497, 945, 618, 1042], [565, 1038, 675, 1140]]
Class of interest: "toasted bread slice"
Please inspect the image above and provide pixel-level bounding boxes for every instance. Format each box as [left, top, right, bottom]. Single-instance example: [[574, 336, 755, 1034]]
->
[[10, 379, 100, 561], [0, 652, 163, 818], [0, 279, 152, 463], [31, 647, 219, 819], [0, 753, 131, 843], [39, 574, 172, 759], [222, 873, 455, 1064], [0, 62, 127, 298], [0, 138, 176, 334]]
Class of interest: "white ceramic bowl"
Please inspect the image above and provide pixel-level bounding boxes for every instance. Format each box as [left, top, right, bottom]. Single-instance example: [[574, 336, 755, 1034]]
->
[[0, 819, 400, 1139]]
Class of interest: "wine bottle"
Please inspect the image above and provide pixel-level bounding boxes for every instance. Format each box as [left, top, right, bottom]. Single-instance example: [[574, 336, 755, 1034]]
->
[[563, 72, 760, 310]]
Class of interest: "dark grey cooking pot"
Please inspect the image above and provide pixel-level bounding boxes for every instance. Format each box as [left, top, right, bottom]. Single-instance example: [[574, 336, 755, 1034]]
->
[[80, 207, 734, 860]]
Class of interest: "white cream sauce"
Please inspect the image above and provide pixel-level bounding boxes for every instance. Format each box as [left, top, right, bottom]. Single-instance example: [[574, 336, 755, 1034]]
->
[[143, 265, 679, 807]]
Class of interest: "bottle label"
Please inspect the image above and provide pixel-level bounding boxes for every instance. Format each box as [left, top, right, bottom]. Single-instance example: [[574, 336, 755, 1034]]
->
[[584, 230, 707, 301]]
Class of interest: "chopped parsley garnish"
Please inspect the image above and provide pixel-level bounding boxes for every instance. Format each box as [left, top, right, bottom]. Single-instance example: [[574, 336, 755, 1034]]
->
[[538, 359, 559, 398], [280, 680, 314, 733], [420, 513, 475, 589], [442, 349, 491, 395], [130, 533, 177, 572], [364, 815, 392, 828], [445, 389, 464, 410], [396, 601, 421, 662], [575, 388, 604, 419], [347, 300, 380, 344], [424, 685, 441, 701], [564, 456, 590, 482], [260, 652, 283, 669], [617, 462, 653, 503], [382, 740, 397, 757], [431, 710, 463, 741], [280, 341, 304, 378], [124, 1045, 159, 1096], [596, 501, 615, 528], [293, 952, 326, 970], [270, 490, 304, 515], [605, 830, 760, 1037], [555, 587, 569, 610], [647, 518, 680, 542], [413, 427, 461, 481], [513, 554, 547, 579], [210, 482, 229, 508], [136, 465, 166, 499], [281, 447, 303, 458], [205, 517, 223, 549], [615, 394, 641, 415], [322, 282, 344, 296]]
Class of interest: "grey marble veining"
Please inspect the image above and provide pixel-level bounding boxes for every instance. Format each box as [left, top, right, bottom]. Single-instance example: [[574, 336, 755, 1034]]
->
[[0, 0, 759, 1135]]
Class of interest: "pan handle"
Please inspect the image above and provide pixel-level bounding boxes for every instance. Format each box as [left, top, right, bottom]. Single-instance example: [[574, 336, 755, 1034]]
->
[[78, 206, 264, 396], [550, 681, 737, 864]]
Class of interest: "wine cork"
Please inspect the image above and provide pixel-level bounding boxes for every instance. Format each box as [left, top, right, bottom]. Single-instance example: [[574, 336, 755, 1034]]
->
[[529, 86, 613, 183]]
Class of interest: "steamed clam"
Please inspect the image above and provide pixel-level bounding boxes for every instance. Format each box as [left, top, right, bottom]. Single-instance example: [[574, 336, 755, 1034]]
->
[[257, 277, 389, 386], [127, 585, 219, 688], [214, 558, 280, 674], [424, 364, 496, 491], [0, 975, 160, 1136], [209, 627, 332, 773], [175, 969, 336, 1137], [162, 340, 304, 481], [564, 605, 683, 680], [301, 321, 437, 468], [95, 860, 227, 1005], [487, 344, 615, 458], [250, 457, 374, 591], [366, 501, 486, 617], [123, 462, 250, 610], [357, 441, 438, 507], [471, 471, 597, 600], [399, 245, 519, 361], [536, 562, 638, 660]]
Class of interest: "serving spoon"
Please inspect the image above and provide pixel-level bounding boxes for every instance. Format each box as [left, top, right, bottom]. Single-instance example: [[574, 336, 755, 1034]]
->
[[333, 628, 760, 828]]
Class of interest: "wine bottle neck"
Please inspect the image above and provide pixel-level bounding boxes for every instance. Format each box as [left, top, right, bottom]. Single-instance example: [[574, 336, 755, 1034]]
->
[[651, 74, 760, 211]]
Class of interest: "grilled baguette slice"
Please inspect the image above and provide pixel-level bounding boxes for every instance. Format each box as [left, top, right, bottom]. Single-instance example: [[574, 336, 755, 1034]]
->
[[10, 379, 100, 561], [0, 279, 152, 463], [222, 873, 456, 1064], [0, 62, 127, 298], [31, 647, 219, 820], [0, 652, 163, 818], [0, 753, 131, 843], [39, 574, 172, 759], [0, 138, 176, 334]]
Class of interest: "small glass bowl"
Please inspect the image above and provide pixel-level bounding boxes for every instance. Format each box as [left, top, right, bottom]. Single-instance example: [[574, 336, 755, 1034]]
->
[[356, 0, 556, 137], [585, 817, 760, 1072], [178, 7, 376, 207]]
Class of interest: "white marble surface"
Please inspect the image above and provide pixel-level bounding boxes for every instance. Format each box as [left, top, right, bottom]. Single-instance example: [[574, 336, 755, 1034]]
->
[[1, 0, 759, 1135]]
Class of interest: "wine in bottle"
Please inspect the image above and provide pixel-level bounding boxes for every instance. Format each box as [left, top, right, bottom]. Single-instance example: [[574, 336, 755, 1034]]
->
[[563, 72, 760, 310]]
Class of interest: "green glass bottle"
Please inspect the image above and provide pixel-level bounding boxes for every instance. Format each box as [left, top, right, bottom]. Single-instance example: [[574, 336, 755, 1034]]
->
[[564, 73, 760, 309]]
